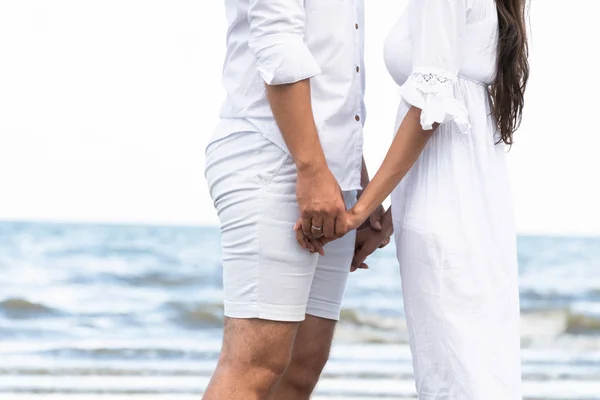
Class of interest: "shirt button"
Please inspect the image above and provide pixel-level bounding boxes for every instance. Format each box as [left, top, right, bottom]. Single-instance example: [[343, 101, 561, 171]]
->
[[355, 23, 359, 30], [356, 66, 360, 73], [355, 115, 360, 122]]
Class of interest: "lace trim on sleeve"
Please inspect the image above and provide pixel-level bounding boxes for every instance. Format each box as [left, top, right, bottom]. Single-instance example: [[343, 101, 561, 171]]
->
[[398, 69, 470, 133], [412, 72, 454, 89]]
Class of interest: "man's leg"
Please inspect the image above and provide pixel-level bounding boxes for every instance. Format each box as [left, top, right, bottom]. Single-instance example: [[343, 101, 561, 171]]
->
[[270, 190, 359, 399], [269, 315, 336, 400], [203, 318, 299, 400], [204, 132, 321, 399]]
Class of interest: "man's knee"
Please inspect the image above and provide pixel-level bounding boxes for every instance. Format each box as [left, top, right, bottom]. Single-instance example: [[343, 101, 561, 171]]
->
[[286, 346, 330, 390], [219, 342, 291, 379], [282, 316, 336, 394], [218, 317, 298, 385]]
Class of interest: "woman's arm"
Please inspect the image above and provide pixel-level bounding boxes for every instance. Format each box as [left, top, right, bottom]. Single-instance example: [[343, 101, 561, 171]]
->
[[358, 156, 386, 231], [347, 106, 437, 229], [347, 0, 468, 228], [297, 106, 437, 249], [294, 0, 467, 250]]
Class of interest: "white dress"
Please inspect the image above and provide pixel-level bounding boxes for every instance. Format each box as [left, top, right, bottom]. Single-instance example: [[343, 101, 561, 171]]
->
[[384, 0, 522, 398]]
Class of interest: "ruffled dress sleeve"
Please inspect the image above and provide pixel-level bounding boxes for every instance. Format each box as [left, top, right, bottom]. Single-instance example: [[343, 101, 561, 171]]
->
[[399, 0, 470, 133]]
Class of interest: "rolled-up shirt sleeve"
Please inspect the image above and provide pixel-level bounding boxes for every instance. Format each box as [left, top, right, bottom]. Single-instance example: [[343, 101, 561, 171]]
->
[[248, 0, 321, 85]]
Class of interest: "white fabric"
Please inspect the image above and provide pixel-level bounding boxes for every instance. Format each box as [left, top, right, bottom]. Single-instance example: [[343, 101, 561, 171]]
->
[[205, 131, 357, 322], [211, 0, 366, 191], [399, 69, 471, 134], [385, 0, 522, 398]]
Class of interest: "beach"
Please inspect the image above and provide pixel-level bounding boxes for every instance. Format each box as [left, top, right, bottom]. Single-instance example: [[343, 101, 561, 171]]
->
[[1, 221, 599, 399]]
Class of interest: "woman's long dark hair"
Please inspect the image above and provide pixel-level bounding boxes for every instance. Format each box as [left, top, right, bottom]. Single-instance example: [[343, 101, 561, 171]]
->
[[490, 0, 530, 145]]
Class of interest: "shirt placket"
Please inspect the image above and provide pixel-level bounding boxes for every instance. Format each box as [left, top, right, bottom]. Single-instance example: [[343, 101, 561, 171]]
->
[[352, 0, 364, 187]]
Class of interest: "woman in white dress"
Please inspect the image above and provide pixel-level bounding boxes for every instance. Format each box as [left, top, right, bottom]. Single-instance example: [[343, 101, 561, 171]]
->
[[298, 0, 529, 397]]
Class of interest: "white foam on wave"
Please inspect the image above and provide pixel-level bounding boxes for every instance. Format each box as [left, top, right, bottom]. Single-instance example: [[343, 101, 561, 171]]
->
[[2, 375, 600, 399], [2, 340, 600, 398]]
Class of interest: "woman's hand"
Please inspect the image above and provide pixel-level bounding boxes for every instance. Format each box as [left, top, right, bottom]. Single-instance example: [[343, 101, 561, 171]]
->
[[358, 203, 386, 232], [351, 225, 392, 272]]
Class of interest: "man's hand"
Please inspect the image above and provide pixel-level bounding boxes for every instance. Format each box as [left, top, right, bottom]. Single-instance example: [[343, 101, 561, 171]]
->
[[297, 162, 347, 241], [351, 227, 391, 272], [294, 204, 362, 254], [293, 163, 346, 256], [293, 205, 385, 256]]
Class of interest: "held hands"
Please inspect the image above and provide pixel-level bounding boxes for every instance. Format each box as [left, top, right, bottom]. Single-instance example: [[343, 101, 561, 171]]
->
[[294, 207, 363, 255], [293, 159, 393, 268], [294, 200, 392, 266], [294, 162, 349, 256]]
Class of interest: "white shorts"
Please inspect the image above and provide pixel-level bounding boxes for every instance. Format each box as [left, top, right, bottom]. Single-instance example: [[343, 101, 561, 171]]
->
[[205, 131, 357, 322]]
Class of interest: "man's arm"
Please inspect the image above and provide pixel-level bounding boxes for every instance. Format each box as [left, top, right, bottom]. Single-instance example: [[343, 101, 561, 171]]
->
[[266, 82, 346, 242], [248, 0, 346, 241]]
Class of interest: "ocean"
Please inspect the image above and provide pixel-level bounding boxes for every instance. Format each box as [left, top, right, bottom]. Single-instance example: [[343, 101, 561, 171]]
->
[[0, 221, 599, 399]]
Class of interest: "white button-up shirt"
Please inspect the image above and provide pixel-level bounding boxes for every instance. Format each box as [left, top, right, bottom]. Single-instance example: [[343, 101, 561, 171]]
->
[[211, 0, 366, 191]]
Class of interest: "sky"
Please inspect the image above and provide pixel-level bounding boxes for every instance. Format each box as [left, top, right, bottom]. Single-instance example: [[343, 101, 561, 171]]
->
[[0, 0, 599, 236]]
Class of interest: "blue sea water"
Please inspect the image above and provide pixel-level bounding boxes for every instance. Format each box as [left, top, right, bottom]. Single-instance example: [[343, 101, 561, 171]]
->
[[0, 221, 599, 399]]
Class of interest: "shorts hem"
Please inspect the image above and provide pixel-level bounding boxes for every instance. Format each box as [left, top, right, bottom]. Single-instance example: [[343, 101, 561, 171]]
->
[[306, 299, 342, 321], [224, 301, 307, 322], [417, 391, 449, 400]]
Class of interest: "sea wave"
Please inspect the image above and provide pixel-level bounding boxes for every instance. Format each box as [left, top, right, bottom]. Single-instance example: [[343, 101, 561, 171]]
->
[[162, 302, 223, 329], [566, 312, 600, 334], [337, 308, 600, 345], [4, 361, 600, 383], [3, 295, 600, 342], [0, 298, 60, 319], [46, 245, 182, 268], [38, 347, 218, 361], [114, 272, 204, 288]]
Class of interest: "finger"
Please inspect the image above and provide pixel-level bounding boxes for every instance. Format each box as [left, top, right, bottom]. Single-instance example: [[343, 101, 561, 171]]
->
[[304, 237, 315, 252], [334, 214, 349, 238], [351, 261, 369, 273], [293, 219, 302, 232], [311, 239, 325, 256], [295, 228, 306, 248], [297, 227, 322, 255], [296, 228, 313, 251], [322, 215, 335, 239], [369, 210, 382, 231], [301, 217, 312, 237], [310, 216, 323, 238], [305, 237, 325, 256], [352, 246, 371, 270], [379, 237, 391, 249]]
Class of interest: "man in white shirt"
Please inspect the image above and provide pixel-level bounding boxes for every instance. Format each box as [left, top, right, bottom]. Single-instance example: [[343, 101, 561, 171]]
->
[[203, 0, 384, 398]]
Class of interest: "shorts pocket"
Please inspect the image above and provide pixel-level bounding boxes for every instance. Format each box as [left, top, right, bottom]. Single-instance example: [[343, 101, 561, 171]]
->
[[257, 140, 293, 189], [264, 154, 291, 187]]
